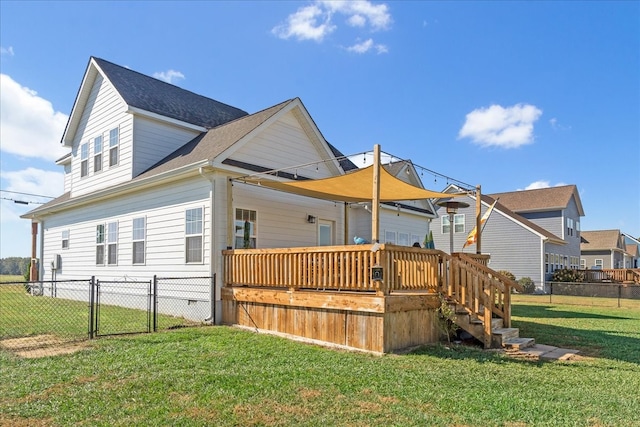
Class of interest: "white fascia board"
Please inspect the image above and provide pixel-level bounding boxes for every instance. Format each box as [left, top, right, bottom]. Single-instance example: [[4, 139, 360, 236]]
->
[[127, 106, 208, 133], [29, 160, 211, 217]]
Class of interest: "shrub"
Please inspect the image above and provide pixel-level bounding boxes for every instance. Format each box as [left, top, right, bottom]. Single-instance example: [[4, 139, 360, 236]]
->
[[551, 268, 584, 282], [517, 277, 536, 294]]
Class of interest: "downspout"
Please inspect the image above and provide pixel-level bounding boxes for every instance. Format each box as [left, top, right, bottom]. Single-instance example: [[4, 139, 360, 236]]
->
[[540, 238, 546, 292], [199, 167, 216, 323]]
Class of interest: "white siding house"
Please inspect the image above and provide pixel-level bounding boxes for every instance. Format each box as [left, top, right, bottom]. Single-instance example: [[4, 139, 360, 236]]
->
[[23, 57, 438, 321]]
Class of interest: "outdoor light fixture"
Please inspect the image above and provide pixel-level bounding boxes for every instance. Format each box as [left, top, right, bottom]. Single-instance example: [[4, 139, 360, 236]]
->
[[307, 215, 316, 224], [437, 200, 470, 254]]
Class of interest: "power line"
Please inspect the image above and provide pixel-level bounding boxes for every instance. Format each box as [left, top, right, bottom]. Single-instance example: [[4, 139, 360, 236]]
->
[[0, 189, 55, 199], [0, 196, 45, 205]]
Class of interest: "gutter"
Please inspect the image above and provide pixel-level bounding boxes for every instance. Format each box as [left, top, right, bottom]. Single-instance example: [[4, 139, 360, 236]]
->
[[23, 160, 211, 219]]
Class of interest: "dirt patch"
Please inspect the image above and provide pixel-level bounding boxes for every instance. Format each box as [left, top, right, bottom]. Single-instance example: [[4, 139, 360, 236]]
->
[[0, 414, 54, 427], [0, 335, 89, 359]]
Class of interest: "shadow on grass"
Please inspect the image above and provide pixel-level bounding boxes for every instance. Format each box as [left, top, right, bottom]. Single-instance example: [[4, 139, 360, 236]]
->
[[514, 304, 632, 320], [512, 304, 640, 365]]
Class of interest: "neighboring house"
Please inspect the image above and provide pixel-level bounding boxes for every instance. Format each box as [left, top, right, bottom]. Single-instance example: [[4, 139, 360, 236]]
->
[[622, 233, 640, 268], [581, 229, 633, 269], [432, 184, 585, 291], [22, 57, 436, 320]]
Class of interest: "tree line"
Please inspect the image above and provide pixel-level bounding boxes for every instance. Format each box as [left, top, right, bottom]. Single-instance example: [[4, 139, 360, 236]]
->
[[0, 257, 30, 276]]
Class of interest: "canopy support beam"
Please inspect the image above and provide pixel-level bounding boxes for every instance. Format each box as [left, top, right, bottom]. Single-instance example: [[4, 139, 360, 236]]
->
[[371, 144, 381, 243]]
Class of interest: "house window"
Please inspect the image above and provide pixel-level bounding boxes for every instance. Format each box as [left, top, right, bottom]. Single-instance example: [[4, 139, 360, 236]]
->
[[595, 259, 603, 269], [442, 214, 465, 234], [567, 218, 574, 237], [132, 217, 145, 265], [186, 207, 203, 262], [107, 222, 118, 265], [96, 224, 105, 265], [234, 208, 256, 249], [398, 232, 409, 247], [80, 143, 89, 177], [576, 221, 580, 237], [318, 220, 333, 246], [109, 127, 119, 166], [385, 230, 397, 244], [580, 259, 586, 269], [545, 253, 549, 273], [411, 234, 421, 247], [62, 230, 69, 249], [93, 135, 103, 173]]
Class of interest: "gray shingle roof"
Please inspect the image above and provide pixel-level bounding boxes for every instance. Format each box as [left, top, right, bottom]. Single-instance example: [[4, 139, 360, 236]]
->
[[93, 57, 248, 129], [580, 230, 623, 251]]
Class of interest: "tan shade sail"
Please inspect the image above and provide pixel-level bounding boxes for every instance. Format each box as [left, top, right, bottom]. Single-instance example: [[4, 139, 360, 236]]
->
[[242, 164, 465, 202]]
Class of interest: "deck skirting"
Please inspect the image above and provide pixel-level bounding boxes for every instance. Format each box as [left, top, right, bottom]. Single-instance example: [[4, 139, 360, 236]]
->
[[221, 287, 440, 353]]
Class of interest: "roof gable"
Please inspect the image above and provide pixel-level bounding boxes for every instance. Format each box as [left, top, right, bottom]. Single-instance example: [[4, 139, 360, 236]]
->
[[62, 57, 248, 146], [489, 185, 584, 216], [580, 229, 624, 251]]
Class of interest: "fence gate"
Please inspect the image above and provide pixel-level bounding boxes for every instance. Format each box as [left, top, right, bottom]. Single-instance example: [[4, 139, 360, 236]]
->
[[91, 279, 153, 337]]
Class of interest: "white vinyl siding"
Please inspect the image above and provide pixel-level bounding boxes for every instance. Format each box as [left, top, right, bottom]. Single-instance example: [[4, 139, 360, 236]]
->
[[70, 74, 132, 197], [131, 117, 202, 177], [229, 110, 337, 179]]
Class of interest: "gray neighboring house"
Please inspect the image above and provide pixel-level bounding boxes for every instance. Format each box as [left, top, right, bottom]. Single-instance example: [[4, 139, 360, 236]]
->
[[622, 233, 640, 269], [581, 230, 636, 269], [432, 185, 584, 291]]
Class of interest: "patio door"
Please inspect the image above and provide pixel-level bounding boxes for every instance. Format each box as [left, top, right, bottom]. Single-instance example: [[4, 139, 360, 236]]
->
[[318, 220, 334, 246]]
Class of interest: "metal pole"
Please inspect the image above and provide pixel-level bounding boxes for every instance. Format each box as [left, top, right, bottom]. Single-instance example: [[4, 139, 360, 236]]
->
[[88, 276, 95, 339], [153, 275, 158, 332], [449, 212, 454, 254]]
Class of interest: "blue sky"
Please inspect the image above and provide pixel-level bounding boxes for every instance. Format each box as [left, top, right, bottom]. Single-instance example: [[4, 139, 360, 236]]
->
[[1, 0, 638, 258]]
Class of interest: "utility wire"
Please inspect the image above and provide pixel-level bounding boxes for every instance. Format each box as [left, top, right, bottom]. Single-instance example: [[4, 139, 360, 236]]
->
[[0, 189, 55, 199]]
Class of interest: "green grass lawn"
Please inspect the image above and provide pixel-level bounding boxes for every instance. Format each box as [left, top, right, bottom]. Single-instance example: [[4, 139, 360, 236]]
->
[[1, 300, 639, 426]]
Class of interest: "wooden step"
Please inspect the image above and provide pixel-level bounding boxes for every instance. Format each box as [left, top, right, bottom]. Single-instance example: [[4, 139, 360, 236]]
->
[[491, 328, 520, 348], [504, 337, 535, 350]]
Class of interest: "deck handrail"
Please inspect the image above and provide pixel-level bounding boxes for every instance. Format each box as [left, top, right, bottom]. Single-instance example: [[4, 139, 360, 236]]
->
[[223, 245, 519, 347], [578, 268, 640, 283]]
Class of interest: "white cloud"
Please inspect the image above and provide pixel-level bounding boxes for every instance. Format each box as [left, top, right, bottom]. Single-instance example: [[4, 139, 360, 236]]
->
[[0, 74, 70, 161], [273, 1, 392, 51], [346, 38, 388, 54], [519, 180, 568, 191], [549, 117, 571, 131], [458, 103, 543, 149], [1, 168, 64, 201], [272, 4, 336, 41], [1, 46, 15, 56], [152, 69, 185, 84]]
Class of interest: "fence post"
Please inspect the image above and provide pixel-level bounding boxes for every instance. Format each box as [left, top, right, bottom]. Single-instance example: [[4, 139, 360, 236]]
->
[[153, 275, 158, 332], [549, 282, 553, 304], [211, 274, 216, 325], [88, 276, 95, 339], [618, 284, 622, 308]]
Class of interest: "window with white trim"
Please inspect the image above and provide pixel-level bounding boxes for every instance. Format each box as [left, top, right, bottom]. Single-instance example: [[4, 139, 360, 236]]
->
[[234, 208, 257, 249], [80, 143, 89, 177], [567, 218, 574, 237], [385, 230, 396, 244], [595, 259, 603, 269], [132, 217, 145, 265], [580, 258, 586, 269], [545, 253, 549, 273], [93, 135, 103, 173], [186, 208, 203, 262], [109, 127, 119, 167], [107, 222, 118, 265], [62, 230, 69, 249], [442, 214, 465, 234], [398, 232, 409, 247], [96, 224, 105, 265], [411, 234, 421, 247]]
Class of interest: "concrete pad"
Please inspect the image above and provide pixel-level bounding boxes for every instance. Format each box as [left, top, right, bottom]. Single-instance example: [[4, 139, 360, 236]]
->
[[541, 348, 580, 361]]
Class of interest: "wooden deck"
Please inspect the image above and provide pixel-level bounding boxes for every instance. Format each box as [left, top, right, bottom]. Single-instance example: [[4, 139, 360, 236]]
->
[[222, 244, 521, 353]]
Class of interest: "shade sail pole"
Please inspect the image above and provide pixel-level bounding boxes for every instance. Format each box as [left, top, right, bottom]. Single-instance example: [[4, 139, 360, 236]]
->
[[372, 144, 381, 243], [476, 185, 482, 254]]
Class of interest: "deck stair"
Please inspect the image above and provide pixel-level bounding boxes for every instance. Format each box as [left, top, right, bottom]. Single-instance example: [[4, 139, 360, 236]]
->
[[448, 301, 535, 349]]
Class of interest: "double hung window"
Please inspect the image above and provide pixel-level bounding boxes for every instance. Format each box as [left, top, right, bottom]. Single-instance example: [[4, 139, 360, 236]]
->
[[186, 208, 203, 263]]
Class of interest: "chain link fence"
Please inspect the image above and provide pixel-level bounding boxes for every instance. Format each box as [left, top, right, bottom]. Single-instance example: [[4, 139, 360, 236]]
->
[[0, 276, 214, 358], [531, 282, 640, 308]]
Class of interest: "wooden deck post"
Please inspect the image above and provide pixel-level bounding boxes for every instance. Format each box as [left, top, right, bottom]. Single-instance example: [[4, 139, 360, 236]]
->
[[371, 144, 381, 243], [475, 185, 482, 254]]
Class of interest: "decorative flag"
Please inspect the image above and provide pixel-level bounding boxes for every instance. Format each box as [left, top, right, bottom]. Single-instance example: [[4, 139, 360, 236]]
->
[[463, 199, 498, 249], [423, 230, 435, 249]]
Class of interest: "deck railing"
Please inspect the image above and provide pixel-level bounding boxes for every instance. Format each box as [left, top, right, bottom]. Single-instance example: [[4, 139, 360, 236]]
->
[[579, 268, 640, 283], [223, 244, 521, 346]]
